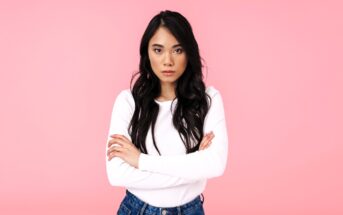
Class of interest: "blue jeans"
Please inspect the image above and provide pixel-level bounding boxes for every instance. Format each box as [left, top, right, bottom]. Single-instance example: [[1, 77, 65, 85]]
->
[[117, 190, 205, 215]]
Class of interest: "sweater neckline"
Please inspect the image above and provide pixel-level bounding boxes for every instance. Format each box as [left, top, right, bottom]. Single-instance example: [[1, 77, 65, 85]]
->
[[154, 98, 177, 105]]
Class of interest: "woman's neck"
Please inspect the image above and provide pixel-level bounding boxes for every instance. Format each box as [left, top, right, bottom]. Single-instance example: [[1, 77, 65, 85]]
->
[[157, 83, 176, 101]]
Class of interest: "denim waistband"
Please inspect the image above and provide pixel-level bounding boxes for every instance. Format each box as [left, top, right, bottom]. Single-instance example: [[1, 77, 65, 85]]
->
[[122, 189, 204, 214]]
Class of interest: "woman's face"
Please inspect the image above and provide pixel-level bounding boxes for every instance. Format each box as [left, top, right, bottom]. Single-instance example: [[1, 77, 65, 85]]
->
[[148, 26, 188, 87]]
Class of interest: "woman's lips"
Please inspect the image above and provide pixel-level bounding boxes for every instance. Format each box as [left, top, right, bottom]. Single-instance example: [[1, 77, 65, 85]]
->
[[162, 70, 175, 76]]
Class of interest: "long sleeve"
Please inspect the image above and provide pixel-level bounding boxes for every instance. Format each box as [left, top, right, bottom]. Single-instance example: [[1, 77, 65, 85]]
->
[[138, 88, 229, 180], [105, 90, 197, 189]]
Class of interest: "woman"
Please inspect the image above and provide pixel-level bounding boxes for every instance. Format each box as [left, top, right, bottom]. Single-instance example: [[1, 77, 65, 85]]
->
[[106, 10, 228, 215]]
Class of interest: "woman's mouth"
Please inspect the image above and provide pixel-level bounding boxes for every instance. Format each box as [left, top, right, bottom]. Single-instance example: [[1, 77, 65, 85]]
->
[[162, 70, 175, 76]]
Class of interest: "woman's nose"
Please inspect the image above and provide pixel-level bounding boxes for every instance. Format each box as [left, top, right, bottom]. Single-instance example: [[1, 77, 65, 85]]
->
[[163, 52, 174, 66]]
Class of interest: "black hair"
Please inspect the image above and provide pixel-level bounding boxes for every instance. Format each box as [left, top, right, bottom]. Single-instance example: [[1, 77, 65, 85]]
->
[[128, 10, 211, 155]]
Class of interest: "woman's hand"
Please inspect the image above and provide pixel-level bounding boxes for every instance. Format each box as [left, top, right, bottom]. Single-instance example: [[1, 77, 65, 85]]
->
[[199, 131, 215, 151], [107, 134, 141, 168], [107, 131, 214, 167]]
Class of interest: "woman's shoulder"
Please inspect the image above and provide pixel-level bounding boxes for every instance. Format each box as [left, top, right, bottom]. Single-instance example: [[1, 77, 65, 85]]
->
[[118, 88, 132, 97], [206, 85, 221, 97], [114, 88, 135, 108]]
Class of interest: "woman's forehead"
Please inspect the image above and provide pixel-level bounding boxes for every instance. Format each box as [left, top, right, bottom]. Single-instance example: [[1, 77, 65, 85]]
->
[[149, 27, 180, 47]]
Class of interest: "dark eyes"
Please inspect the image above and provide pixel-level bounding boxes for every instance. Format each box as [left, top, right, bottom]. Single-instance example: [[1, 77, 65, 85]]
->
[[175, 48, 183, 54], [153, 48, 162, 53], [153, 48, 184, 54]]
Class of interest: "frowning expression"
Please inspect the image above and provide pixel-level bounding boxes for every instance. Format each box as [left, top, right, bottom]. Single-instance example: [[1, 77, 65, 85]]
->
[[148, 26, 188, 86]]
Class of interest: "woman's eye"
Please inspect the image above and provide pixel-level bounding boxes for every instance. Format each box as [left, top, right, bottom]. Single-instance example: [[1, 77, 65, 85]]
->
[[174, 48, 183, 54], [153, 48, 162, 53]]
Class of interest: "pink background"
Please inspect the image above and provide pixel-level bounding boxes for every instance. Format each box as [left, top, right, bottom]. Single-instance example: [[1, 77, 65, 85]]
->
[[1, 0, 342, 214]]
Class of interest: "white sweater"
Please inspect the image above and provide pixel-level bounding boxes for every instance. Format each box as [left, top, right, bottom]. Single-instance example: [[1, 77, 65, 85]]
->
[[105, 86, 228, 207]]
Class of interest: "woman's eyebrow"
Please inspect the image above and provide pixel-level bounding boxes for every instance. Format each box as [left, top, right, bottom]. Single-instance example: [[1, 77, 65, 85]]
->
[[151, 43, 182, 48]]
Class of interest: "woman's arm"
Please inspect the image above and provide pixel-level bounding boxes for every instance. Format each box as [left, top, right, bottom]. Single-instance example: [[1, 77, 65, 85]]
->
[[106, 90, 198, 189], [138, 89, 229, 180], [106, 147, 198, 189]]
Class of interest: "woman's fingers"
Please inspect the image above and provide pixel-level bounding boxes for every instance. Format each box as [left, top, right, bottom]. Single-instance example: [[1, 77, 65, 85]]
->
[[107, 136, 128, 148], [107, 134, 134, 161], [107, 150, 123, 161], [107, 144, 128, 160], [116, 134, 130, 142], [199, 132, 215, 150], [107, 145, 125, 154], [202, 141, 212, 150], [199, 134, 209, 149], [107, 134, 141, 167], [108, 134, 132, 148], [108, 138, 118, 148]]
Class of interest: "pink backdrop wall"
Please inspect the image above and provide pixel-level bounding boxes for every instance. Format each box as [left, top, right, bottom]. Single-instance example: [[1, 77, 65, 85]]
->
[[1, 0, 342, 214]]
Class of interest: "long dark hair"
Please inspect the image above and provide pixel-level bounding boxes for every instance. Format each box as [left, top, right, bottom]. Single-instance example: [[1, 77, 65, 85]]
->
[[128, 10, 211, 155]]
